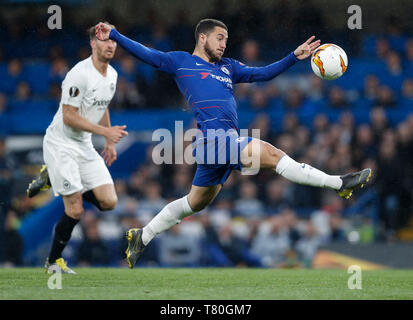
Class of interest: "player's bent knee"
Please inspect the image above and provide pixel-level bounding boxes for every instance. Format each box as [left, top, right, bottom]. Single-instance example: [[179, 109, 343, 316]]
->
[[99, 197, 117, 211], [264, 143, 285, 168], [190, 201, 207, 213], [187, 196, 209, 213], [189, 195, 217, 212], [66, 208, 84, 220]]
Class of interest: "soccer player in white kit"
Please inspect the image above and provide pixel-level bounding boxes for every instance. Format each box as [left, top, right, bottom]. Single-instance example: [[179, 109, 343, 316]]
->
[[42, 23, 128, 274]]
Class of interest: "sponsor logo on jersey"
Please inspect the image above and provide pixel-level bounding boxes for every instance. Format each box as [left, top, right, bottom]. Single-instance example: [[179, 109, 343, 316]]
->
[[200, 72, 232, 83], [210, 74, 231, 84], [198, 72, 233, 89], [69, 86, 80, 97], [92, 98, 111, 108]]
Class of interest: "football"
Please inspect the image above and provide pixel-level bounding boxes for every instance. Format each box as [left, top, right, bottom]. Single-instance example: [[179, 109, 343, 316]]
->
[[311, 43, 348, 80]]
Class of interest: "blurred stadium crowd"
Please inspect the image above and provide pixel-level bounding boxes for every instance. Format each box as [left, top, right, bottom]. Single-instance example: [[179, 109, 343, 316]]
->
[[0, 1, 413, 267]]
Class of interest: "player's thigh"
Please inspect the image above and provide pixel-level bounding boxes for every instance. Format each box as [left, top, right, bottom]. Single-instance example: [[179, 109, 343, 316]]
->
[[92, 183, 118, 211], [240, 138, 285, 169], [79, 154, 114, 195], [43, 139, 83, 196], [187, 184, 222, 212], [62, 192, 84, 220]]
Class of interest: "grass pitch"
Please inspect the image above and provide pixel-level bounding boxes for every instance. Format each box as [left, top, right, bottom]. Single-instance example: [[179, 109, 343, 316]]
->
[[1, 268, 412, 300]]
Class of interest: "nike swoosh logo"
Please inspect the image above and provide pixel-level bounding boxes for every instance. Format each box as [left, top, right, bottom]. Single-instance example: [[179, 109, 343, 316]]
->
[[92, 88, 97, 92], [195, 63, 204, 66]]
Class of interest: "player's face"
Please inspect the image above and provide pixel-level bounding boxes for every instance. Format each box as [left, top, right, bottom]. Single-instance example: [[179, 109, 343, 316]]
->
[[92, 38, 117, 62], [203, 27, 228, 62]]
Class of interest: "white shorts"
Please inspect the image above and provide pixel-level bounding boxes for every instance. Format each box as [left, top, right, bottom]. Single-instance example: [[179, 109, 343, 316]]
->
[[43, 136, 113, 196]]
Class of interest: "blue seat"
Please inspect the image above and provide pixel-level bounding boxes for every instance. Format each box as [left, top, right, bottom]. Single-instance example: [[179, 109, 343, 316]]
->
[[238, 109, 263, 131], [268, 97, 283, 111], [9, 104, 54, 134], [8, 99, 56, 117], [353, 107, 371, 125], [235, 97, 251, 111], [354, 98, 373, 110], [8, 99, 32, 114], [405, 63, 413, 78], [110, 110, 163, 131], [110, 141, 152, 179], [297, 100, 319, 126], [24, 62, 51, 95], [399, 98, 413, 110], [22, 38, 51, 59], [387, 35, 408, 54], [151, 38, 173, 52], [362, 34, 379, 56], [0, 63, 24, 95], [335, 58, 386, 91], [0, 112, 10, 134], [136, 62, 156, 84], [386, 107, 413, 126], [0, 63, 9, 93], [266, 108, 285, 133], [378, 71, 404, 92]]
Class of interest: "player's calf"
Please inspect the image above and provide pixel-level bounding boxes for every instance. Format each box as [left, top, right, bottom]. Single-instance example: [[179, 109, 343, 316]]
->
[[47, 212, 80, 266], [84, 184, 118, 211], [82, 190, 117, 211], [63, 193, 85, 220], [187, 185, 221, 212]]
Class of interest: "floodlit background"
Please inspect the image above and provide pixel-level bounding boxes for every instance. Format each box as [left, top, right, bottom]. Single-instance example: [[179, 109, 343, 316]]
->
[[0, 0, 413, 269]]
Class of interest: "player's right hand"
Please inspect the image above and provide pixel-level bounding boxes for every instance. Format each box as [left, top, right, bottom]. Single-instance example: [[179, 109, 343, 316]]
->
[[105, 125, 128, 143], [95, 22, 112, 41], [294, 36, 320, 60]]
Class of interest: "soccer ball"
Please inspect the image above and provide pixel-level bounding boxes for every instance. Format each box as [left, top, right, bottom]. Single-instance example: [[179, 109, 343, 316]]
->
[[311, 44, 348, 80]]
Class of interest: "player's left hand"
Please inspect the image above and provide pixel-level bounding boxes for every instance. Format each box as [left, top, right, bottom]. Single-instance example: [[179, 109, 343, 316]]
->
[[294, 36, 321, 60], [102, 142, 117, 167]]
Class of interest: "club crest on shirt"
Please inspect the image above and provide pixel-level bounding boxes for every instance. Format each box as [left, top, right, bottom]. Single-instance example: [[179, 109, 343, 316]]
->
[[110, 83, 115, 91], [221, 66, 230, 75], [63, 180, 71, 190], [69, 86, 79, 97]]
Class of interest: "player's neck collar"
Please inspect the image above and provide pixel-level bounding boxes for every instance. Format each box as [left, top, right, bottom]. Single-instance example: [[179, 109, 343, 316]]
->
[[192, 52, 217, 66]]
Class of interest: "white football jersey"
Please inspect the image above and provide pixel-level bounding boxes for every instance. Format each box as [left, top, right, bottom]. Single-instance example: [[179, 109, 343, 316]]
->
[[45, 56, 117, 149]]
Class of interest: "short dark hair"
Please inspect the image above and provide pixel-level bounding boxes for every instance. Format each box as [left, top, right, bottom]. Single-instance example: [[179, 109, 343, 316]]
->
[[194, 18, 228, 44], [88, 21, 115, 40]]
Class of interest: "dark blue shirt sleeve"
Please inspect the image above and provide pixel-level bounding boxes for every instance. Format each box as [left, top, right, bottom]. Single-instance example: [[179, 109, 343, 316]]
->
[[230, 52, 299, 83], [109, 29, 178, 75]]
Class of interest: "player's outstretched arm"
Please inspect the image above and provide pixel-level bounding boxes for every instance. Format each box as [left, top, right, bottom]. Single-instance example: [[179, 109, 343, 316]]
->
[[233, 36, 320, 83], [95, 22, 172, 71], [62, 105, 128, 144]]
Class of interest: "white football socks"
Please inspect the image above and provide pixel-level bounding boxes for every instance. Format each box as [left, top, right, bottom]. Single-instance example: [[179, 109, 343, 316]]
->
[[141, 195, 194, 246], [275, 154, 343, 190]]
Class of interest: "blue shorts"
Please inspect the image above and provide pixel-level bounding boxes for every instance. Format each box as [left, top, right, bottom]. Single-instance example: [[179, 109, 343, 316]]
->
[[192, 134, 253, 187]]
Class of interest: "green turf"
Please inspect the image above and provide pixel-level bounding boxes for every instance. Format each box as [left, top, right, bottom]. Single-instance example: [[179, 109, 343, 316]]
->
[[0, 268, 412, 300]]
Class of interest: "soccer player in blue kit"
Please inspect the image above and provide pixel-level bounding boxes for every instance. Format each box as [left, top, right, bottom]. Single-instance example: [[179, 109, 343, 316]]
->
[[95, 19, 371, 268]]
